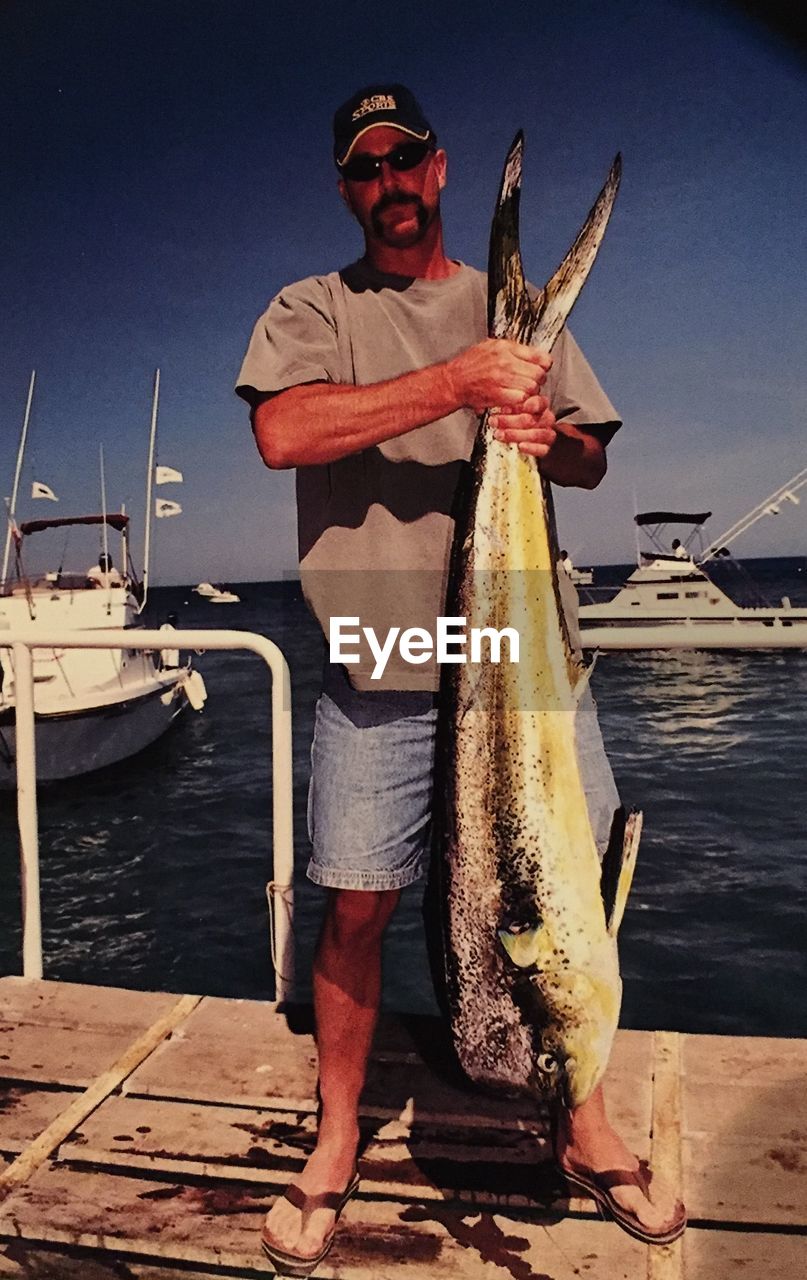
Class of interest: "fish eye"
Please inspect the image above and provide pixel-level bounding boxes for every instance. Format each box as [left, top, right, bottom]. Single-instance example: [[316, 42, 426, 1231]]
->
[[501, 913, 542, 935], [537, 1052, 559, 1075]]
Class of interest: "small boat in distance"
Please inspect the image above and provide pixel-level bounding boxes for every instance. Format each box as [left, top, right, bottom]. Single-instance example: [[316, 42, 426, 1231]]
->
[[193, 582, 240, 604], [577, 490, 807, 650]]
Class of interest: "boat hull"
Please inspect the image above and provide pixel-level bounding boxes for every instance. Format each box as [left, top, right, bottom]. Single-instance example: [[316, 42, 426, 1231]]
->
[[579, 613, 807, 650], [0, 676, 187, 787]]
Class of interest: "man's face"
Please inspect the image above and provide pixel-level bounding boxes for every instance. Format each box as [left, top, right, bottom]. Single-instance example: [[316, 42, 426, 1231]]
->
[[338, 125, 447, 249]]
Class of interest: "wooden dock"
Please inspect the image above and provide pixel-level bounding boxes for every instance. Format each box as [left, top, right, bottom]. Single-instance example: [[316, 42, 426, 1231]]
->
[[0, 977, 804, 1278]]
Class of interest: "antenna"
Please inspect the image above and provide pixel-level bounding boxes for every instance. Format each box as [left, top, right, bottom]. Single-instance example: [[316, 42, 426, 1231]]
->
[[139, 369, 160, 614], [99, 443, 112, 610], [2, 370, 36, 585]]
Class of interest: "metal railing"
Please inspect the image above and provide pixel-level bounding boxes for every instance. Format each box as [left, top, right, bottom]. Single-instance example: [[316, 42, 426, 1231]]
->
[[0, 629, 294, 1002]]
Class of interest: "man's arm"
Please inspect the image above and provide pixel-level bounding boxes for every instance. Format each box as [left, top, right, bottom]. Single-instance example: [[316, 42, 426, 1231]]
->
[[543, 423, 607, 489], [251, 339, 551, 470]]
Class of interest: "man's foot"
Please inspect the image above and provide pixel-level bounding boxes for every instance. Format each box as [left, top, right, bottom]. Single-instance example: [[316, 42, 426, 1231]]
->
[[261, 1129, 359, 1267], [555, 1102, 686, 1243]]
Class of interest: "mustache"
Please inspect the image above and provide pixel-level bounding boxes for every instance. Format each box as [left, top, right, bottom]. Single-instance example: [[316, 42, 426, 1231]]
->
[[370, 192, 429, 237], [372, 192, 425, 216]]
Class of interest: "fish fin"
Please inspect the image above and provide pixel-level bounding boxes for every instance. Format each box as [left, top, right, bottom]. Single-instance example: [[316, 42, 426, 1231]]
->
[[601, 807, 643, 936], [572, 652, 599, 702], [530, 153, 622, 351], [498, 924, 544, 969], [487, 131, 541, 343]]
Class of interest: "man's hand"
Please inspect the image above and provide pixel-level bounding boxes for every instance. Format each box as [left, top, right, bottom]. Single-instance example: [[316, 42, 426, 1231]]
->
[[489, 395, 557, 458], [488, 390, 607, 489], [446, 339, 552, 414], [489, 403, 607, 489]]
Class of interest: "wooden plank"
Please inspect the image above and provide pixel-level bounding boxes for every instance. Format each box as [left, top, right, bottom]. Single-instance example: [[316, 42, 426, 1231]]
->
[[0, 979, 185, 1088], [0, 1025, 171, 1089], [682, 1134, 807, 1226], [0, 1161, 646, 1278], [0, 996, 201, 1202], [683, 1034, 807, 1085], [683, 1076, 807, 1141], [0, 977, 181, 1033], [125, 994, 321, 1108], [685, 1227, 807, 1279], [56, 1094, 565, 1210], [647, 1031, 683, 1280], [0, 1084, 82, 1154], [0, 1244, 230, 1280], [57, 1086, 652, 1218], [680, 1028, 807, 1227], [126, 996, 653, 1137]]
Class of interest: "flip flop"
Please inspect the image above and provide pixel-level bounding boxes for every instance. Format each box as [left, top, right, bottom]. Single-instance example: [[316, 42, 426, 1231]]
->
[[560, 1158, 687, 1245], [260, 1171, 360, 1277]]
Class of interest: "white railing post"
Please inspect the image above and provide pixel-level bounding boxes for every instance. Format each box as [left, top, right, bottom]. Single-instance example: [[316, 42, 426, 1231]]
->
[[1, 629, 294, 1002], [12, 642, 43, 979]]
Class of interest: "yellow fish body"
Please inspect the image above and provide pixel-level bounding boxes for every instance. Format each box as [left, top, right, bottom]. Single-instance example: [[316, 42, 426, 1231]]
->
[[429, 136, 639, 1108]]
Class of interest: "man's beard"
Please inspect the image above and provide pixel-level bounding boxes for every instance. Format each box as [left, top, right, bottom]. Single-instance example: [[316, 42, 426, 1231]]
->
[[369, 193, 432, 245]]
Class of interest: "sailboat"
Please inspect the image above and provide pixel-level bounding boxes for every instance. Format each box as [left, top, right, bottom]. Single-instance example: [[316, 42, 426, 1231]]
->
[[0, 371, 207, 787]]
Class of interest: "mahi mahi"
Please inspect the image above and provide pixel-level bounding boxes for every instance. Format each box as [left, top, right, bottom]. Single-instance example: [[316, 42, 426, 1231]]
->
[[429, 134, 641, 1109]]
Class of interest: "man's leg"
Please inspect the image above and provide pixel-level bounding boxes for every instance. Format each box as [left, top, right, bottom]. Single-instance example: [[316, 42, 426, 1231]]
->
[[262, 886, 399, 1258], [567, 689, 684, 1235], [556, 1084, 685, 1235]]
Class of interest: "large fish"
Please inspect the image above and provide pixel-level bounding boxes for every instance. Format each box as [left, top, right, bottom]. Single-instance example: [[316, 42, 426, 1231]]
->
[[428, 135, 641, 1109]]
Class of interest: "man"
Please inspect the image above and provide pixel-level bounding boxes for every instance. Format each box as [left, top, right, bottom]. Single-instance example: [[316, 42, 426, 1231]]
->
[[86, 552, 124, 589], [237, 84, 685, 1272]]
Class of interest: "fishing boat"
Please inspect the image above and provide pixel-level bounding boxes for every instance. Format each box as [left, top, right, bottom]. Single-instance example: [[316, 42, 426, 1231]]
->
[[0, 372, 207, 787], [193, 582, 240, 604], [577, 481, 807, 650]]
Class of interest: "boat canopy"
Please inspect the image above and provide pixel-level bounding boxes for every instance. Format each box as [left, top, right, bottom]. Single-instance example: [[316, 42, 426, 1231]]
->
[[634, 511, 711, 527], [19, 513, 129, 536]]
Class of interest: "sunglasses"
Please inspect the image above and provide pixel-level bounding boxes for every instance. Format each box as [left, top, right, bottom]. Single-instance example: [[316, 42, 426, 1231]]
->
[[340, 140, 434, 183]]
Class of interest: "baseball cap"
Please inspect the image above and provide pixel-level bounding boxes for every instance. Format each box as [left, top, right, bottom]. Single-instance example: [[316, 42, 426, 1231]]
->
[[333, 83, 435, 166]]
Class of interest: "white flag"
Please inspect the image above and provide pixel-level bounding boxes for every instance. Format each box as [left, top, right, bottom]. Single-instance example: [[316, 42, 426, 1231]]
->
[[155, 498, 182, 518], [31, 481, 58, 501], [155, 465, 184, 485]]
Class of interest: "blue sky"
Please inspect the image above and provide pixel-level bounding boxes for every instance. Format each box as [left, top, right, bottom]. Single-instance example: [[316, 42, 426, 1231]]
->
[[2, 0, 805, 583]]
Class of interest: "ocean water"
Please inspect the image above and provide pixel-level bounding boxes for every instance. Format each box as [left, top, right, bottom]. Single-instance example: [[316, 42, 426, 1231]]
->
[[1, 558, 806, 1037]]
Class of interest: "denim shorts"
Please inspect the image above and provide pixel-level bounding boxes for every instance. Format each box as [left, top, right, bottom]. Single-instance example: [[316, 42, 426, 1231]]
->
[[306, 664, 620, 892]]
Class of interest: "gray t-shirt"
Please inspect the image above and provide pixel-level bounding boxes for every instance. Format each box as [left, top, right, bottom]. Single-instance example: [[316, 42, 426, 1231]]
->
[[236, 259, 620, 690]]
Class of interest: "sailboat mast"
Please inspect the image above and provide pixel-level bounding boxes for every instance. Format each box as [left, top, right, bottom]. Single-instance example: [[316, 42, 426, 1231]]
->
[[2, 370, 36, 586], [139, 368, 160, 614]]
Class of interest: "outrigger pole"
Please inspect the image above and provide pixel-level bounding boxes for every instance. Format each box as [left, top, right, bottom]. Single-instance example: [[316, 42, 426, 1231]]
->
[[702, 465, 807, 564], [138, 369, 160, 614], [2, 371, 36, 586], [99, 444, 113, 612]]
